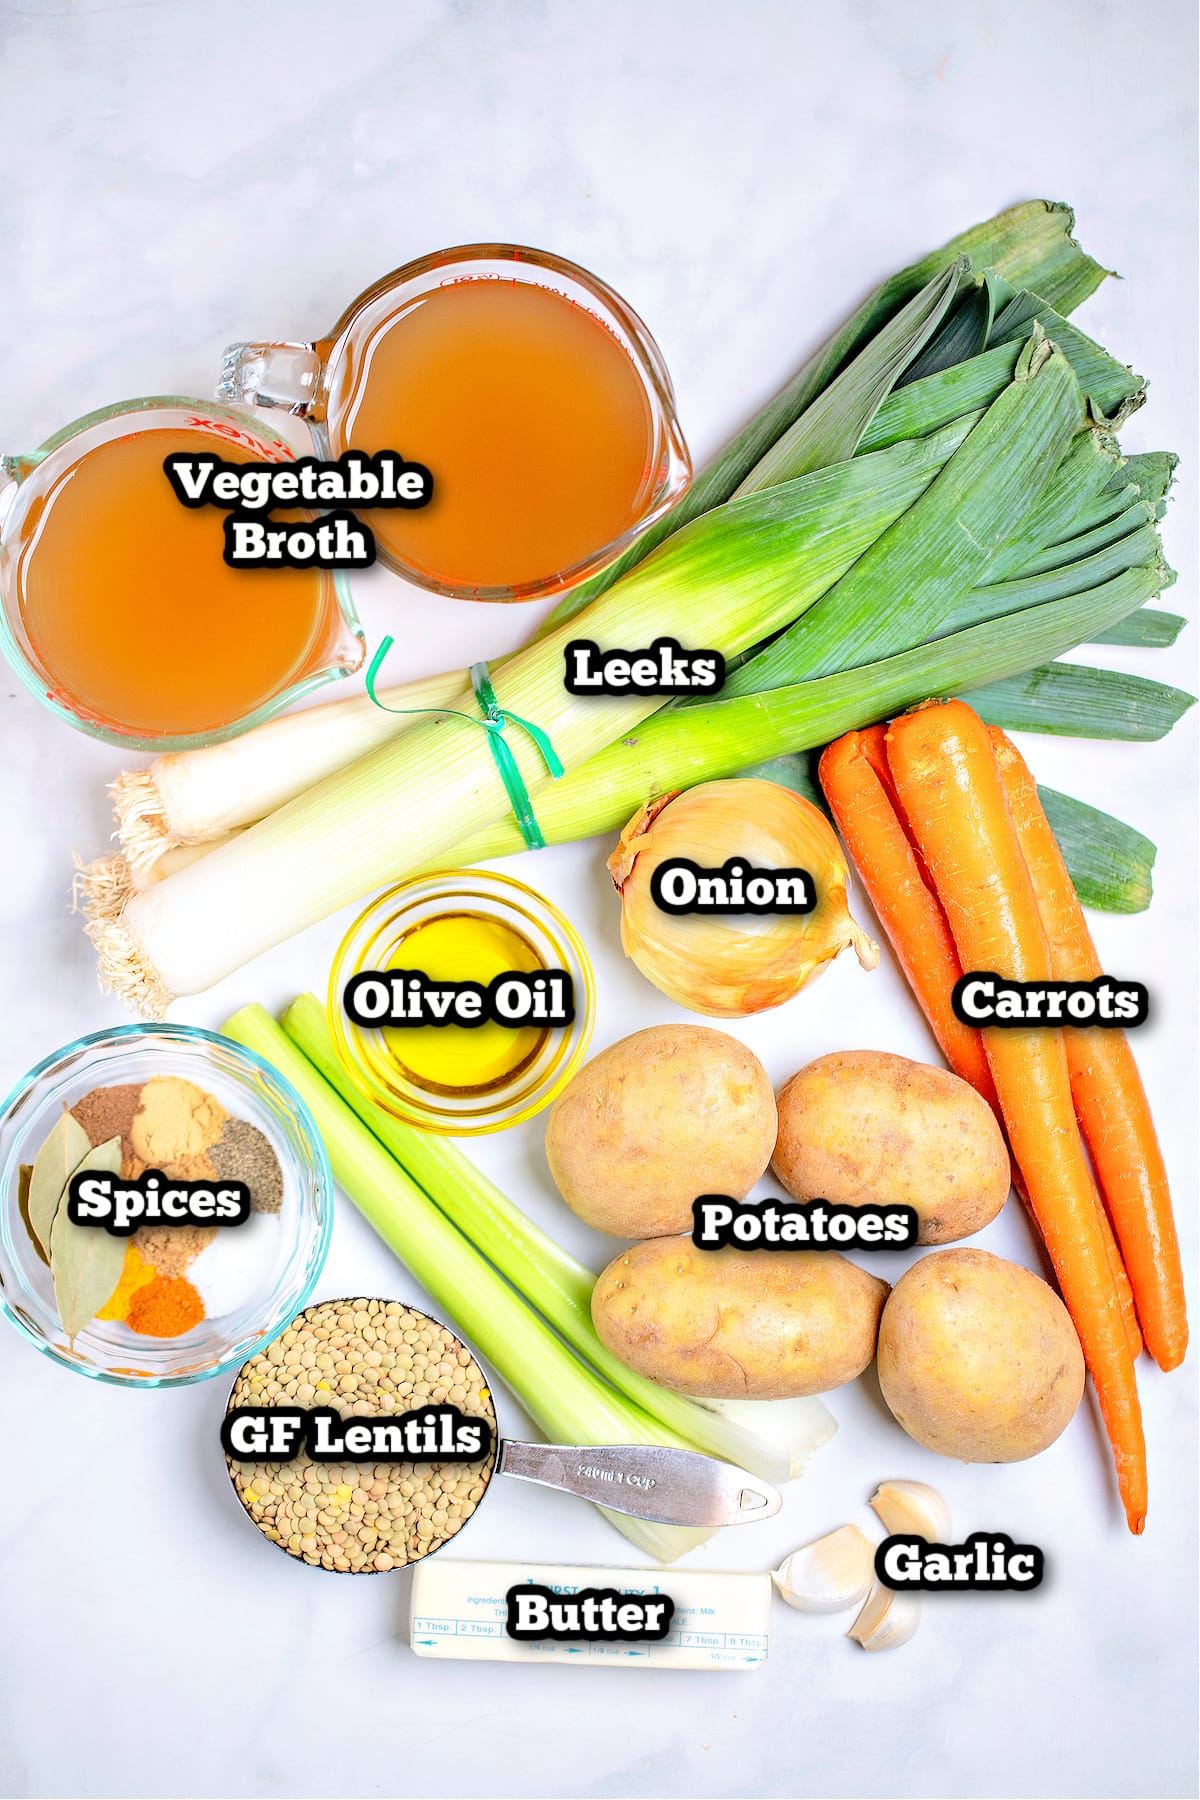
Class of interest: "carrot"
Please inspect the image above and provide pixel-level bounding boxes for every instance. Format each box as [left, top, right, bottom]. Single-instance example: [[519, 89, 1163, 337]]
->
[[886, 699, 1147, 1533], [990, 727, 1186, 1372], [819, 727, 998, 1105], [820, 725, 1142, 1364]]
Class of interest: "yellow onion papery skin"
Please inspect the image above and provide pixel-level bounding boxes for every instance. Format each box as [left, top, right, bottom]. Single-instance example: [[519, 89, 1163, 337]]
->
[[608, 778, 879, 1018]]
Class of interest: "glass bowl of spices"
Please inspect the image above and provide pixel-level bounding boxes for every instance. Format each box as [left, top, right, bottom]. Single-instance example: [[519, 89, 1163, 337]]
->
[[328, 869, 597, 1134], [0, 1024, 332, 1386]]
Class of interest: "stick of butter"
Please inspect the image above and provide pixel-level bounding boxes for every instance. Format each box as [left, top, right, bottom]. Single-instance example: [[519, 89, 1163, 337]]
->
[[409, 1558, 772, 1670]]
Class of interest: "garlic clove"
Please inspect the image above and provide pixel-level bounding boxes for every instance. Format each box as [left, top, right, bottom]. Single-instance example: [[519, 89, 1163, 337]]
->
[[846, 1580, 921, 1651], [772, 1524, 875, 1613], [869, 1479, 951, 1542]]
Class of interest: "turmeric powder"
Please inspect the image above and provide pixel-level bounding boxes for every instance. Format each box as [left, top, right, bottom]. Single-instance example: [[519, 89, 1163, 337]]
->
[[127, 1274, 205, 1338], [96, 1242, 157, 1322]]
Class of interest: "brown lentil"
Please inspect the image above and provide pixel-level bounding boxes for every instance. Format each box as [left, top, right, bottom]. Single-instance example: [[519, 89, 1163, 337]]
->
[[226, 1298, 495, 1573]]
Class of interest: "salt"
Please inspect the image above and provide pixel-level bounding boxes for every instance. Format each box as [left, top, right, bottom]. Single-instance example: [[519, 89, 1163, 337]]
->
[[189, 1211, 282, 1320]]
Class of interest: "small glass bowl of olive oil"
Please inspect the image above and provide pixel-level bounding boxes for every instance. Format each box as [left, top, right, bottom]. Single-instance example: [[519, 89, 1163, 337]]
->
[[328, 871, 596, 1134]]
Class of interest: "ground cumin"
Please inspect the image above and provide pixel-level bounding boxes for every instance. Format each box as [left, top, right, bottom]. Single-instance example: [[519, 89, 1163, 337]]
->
[[127, 1274, 205, 1338], [71, 1084, 143, 1168]]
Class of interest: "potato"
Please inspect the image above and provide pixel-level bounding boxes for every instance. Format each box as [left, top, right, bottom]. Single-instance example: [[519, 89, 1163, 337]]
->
[[877, 1248, 1085, 1462], [545, 1024, 776, 1238], [772, 1049, 1009, 1245], [591, 1237, 889, 1398]]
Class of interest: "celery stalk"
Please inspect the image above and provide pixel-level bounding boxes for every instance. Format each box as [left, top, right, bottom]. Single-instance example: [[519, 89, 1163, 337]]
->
[[220, 1004, 716, 1562]]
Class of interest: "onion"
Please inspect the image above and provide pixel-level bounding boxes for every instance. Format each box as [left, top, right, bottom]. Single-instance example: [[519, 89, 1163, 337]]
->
[[607, 778, 879, 1017]]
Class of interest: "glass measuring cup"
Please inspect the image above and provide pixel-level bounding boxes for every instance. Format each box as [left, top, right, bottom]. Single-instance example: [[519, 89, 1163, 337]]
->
[[0, 397, 365, 752], [217, 244, 692, 602], [224, 1298, 781, 1574]]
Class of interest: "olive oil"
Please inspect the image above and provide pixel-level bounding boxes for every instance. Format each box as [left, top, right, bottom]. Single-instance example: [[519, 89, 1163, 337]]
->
[[383, 912, 547, 1096]]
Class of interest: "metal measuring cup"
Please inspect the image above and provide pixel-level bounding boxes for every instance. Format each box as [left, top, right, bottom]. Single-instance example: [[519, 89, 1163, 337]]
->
[[223, 1298, 780, 1573]]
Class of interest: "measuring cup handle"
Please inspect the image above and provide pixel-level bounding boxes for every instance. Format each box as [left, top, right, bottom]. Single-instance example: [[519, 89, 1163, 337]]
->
[[497, 1440, 782, 1528], [216, 340, 324, 417]]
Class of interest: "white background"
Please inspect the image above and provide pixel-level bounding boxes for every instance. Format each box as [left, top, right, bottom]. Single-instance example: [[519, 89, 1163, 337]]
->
[[0, 4, 1195, 1798]]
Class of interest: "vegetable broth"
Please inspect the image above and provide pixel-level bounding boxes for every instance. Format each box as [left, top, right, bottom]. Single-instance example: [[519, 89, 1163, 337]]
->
[[327, 279, 656, 591], [13, 426, 339, 737]]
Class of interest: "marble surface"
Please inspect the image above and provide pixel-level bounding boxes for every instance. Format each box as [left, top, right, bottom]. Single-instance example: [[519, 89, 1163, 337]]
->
[[0, 3, 1196, 1797]]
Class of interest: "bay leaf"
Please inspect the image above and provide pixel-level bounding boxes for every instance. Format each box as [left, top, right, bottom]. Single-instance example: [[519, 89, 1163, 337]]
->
[[28, 1106, 91, 1260], [17, 1165, 49, 1267], [49, 1136, 126, 1345]]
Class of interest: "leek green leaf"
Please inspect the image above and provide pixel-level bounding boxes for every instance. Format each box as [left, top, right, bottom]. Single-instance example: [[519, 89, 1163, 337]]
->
[[723, 335, 1084, 694], [1038, 788, 1156, 914], [968, 662, 1196, 741], [1092, 608, 1186, 648], [543, 200, 1110, 625], [736, 752, 826, 811], [988, 276, 1144, 422], [731, 258, 969, 497], [897, 270, 997, 386]]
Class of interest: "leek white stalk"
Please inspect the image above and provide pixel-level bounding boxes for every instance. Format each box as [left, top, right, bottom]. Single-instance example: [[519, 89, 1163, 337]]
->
[[112, 668, 467, 871], [97, 422, 966, 1014]]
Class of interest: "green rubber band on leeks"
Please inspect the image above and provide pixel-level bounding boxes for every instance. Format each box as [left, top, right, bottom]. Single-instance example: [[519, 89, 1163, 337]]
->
[[365, 636, 564, 850]]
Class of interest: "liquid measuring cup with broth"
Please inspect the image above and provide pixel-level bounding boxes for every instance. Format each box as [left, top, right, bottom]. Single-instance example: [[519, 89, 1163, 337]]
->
[[218, 244, 692, 602], [224, 1299, 780, 1573], [0, 398, 364, 750]]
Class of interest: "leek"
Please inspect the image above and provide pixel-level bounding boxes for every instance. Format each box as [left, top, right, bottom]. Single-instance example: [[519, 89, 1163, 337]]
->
[[279, 993, 835, 1486], [544, 199, 1110, 623], [96, 416, 981, 1012], [221, 1004, 713, 1561], [720, 334, 1084, 694], [430, 571, 1167, 878], [104, 213, 1152, 869]]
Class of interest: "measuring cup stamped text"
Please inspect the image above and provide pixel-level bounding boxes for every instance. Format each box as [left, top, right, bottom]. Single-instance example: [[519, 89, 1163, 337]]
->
[[577, 1462, 656, 1490]]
